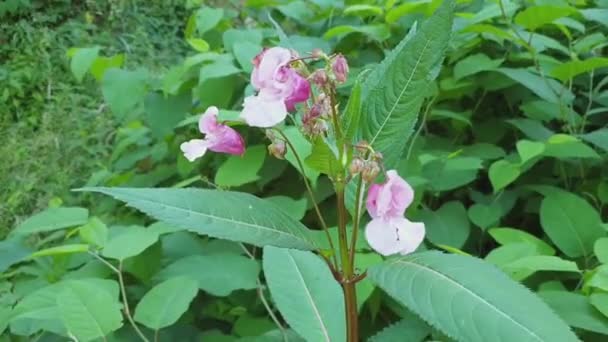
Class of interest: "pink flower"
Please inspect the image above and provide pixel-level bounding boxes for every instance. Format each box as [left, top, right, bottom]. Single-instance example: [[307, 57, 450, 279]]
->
[[332, 54, 349, 83], [364, 170, 425, 256], [180, 106, 245, 162], [241, 47, 311, 128]]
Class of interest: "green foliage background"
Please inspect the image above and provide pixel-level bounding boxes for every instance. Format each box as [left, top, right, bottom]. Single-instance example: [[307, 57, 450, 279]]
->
[[2, 0, 608, 341]]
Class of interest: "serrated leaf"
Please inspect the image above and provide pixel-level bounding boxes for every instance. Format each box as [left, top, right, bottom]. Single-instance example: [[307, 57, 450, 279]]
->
[[155, 254, 258, 296], [80, 187, 316, 250], [369, 252, 578, 342], [263, 246, 345, 342], [134, 277, 198, 330], [361, 0, 454, 168], [56, 281, 123, 342], [341, 77, 362, 141], [540, 191, 605, 258], [11, 207, 89, 237]]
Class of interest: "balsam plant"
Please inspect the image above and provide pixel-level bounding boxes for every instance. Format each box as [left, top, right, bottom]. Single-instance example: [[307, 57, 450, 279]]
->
[[3, 0, 608, 341]]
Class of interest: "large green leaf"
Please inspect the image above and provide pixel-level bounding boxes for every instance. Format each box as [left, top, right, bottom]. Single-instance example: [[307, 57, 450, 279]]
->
[[540, 191, 605, 258], [540, 291, 608, 334], [11, 207, 89, 237], [144, 91, 191, 138], [360, 0, 454, 168], [101, 68, 149, 119], [68, 47, 100, 82], [368, 252, 578, 342], [215, 145, 267, 187], [81, 187, 316, 250], [102, 226, 160, 261], [420, 201, 470, 248], [368, 316, 430, 342], [155, 254, 258, 296], [514, 6, 577, 31], [134, 277, 198, 330], [551, 57, 608, 82], [263, 246, 345, 342], [56, 280, 123, 342]]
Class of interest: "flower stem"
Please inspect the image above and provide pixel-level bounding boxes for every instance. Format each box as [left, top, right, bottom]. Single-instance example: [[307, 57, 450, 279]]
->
[[274, 128, 338, 268], [336, 187, 358, 342], [349, 176, 365, 268]]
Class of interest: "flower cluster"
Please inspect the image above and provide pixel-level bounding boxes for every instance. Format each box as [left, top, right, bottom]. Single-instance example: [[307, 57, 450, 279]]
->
[[180, 46, 424, 257]]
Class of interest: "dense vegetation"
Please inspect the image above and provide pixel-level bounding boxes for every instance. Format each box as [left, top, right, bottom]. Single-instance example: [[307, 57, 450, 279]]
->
[[2, 0, 608, 341]]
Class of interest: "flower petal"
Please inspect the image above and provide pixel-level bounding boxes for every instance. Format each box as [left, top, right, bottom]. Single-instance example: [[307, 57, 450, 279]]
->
[[365, 217, 425, 256], [180, 139, 208, 162], [207, 126, 245, 155], [284, 70, 311, 111], [393, 217, 425, 255], [199, 106, 220, 134], [251, 47, 292, 90], [368, 170, 415, 219], [240, 94, 287, 128]]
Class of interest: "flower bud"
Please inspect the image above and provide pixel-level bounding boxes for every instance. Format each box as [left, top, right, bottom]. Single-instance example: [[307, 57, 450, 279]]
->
[[268, 141, 286, 159], [311, 69, 328, 88], [355, 140, 369, 154], [311, 48, 325, 59], [372, 151, 383, 161], [332, 54, 349, 84], [361, 161, 381, 182], [349, 158, 365, 175]]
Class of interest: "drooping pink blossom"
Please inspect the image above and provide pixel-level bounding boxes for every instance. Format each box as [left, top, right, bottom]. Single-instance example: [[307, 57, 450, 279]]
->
[[364, 170, 425, 256], [332, 54, 349, 84], [180, 106, 245, 162], [240, 47, 311, 128]]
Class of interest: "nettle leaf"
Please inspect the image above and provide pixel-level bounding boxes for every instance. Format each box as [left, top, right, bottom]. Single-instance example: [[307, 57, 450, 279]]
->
[[11, 207, 89, 237], [81, 187, 316, 250], [56, 280, 123, 342], [551, 57, 608, 81], [361, 0, 454, 168], [215, 145, 267, 187], [102, 226, 159, 261], [263, 246, 345, 342], [341, 77, 363, 141], [369, 252, 578, 342], [540, 191, 605, 258], [134, 277, 198, 330], [514, 5, 577, 31], [155, 254, 258, 296]]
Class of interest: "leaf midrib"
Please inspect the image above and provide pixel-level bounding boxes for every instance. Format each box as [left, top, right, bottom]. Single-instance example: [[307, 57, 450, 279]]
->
[[286, 251, 331, 342], [394, 260, 544, 342], [103, 191, 313, 247], [369, 37, 432, 147], [64, 287, 106, 339]]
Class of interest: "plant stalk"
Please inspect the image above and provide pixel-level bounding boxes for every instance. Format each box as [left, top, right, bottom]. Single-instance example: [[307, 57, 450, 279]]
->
[[336, 188, 358, 342]]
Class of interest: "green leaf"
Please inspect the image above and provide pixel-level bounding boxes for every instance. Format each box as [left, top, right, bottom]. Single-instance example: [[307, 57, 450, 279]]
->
[[102, 68, 149, 119], [199, 59, 241, 84], [453, 53, 503, 80], [144, 91, 191, 138], [488, 160, 520, 192], [305, 139, 341, 177], [344, 4, 383, 17], [590, 293, 608, 318], [323, 24, 390, 42], [79, 217, 109, 248], [0, 238, 31, 272], [540, 191, 605, 258], [468, 203, 501, 230], [503, 256, 579, 280], [516, 140, 545, 164], [369, 252, 578, 342], [385, 1, 431, 24], [595, 238, 608, 264], [31, 244, 89, 258], [540, 291, 608, 334], [495, 68, 573, 104], [56, 280, 123, 342], [90, 54, 124, 82], [265, 196, 308, 221], [134, 277, 198, 330], [283, 127, 319, 184], [420, 201, 470, 248], [187, 38, 209, 52], [223, 29, 263, 53], [215, 145, 266, 187], [233, 41, 262, 72], [263, 246, 345, 342], [361, 0, 454, 168], [580, 8, 608, 28], [582, 129, 608, 153], [369, 316, 430, 342], [544, 134, 600, 159], [551, 57, 608, 81], [514, 6, 577, 31], [82, 187, 316, 250], [488, 227, 555, 255], [195, 7, 224, 34], [102, 226, 160, 261], [341, 77, 363, 141], [11, 207, 89, 237], [69, 47, 100, 82], [155, 254, 259, 296]]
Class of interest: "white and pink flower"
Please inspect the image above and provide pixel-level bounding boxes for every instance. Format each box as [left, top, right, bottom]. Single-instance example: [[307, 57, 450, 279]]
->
[[365, 170, 425, 256], [241, 47, 310, 128], [180, 106, 245, 162]]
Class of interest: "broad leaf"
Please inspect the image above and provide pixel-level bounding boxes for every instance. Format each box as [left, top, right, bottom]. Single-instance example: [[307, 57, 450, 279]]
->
[[551, 57, 608, 82], [488, 227, 555, 255], [540, 291, 608, 335], [341, 77, 363, 141], [369, 252, 578, 342], [514, 6, 577, 31], [102, 226, 159, 261], [360, 0, 454, 168], [263, 246, 345, 342], [68, 47, 100, 82], [489, 160, 520, 192], [595, 238, 608, 264], [101, 68, 149, 119], [11, 207, 89, 237], [369, 316, 430, 342], [134, 277, 198, 330], [81, 187, 317, 250], [155, 254, 259, 296], [215, 145, 267, 187], [540, 191, 605, 258], [420, 201, 470, 248], [195, 6, 224, 34], [144, 91, 192, 138], [79, 218, 108, 248], [305, 138, 341, 177]]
